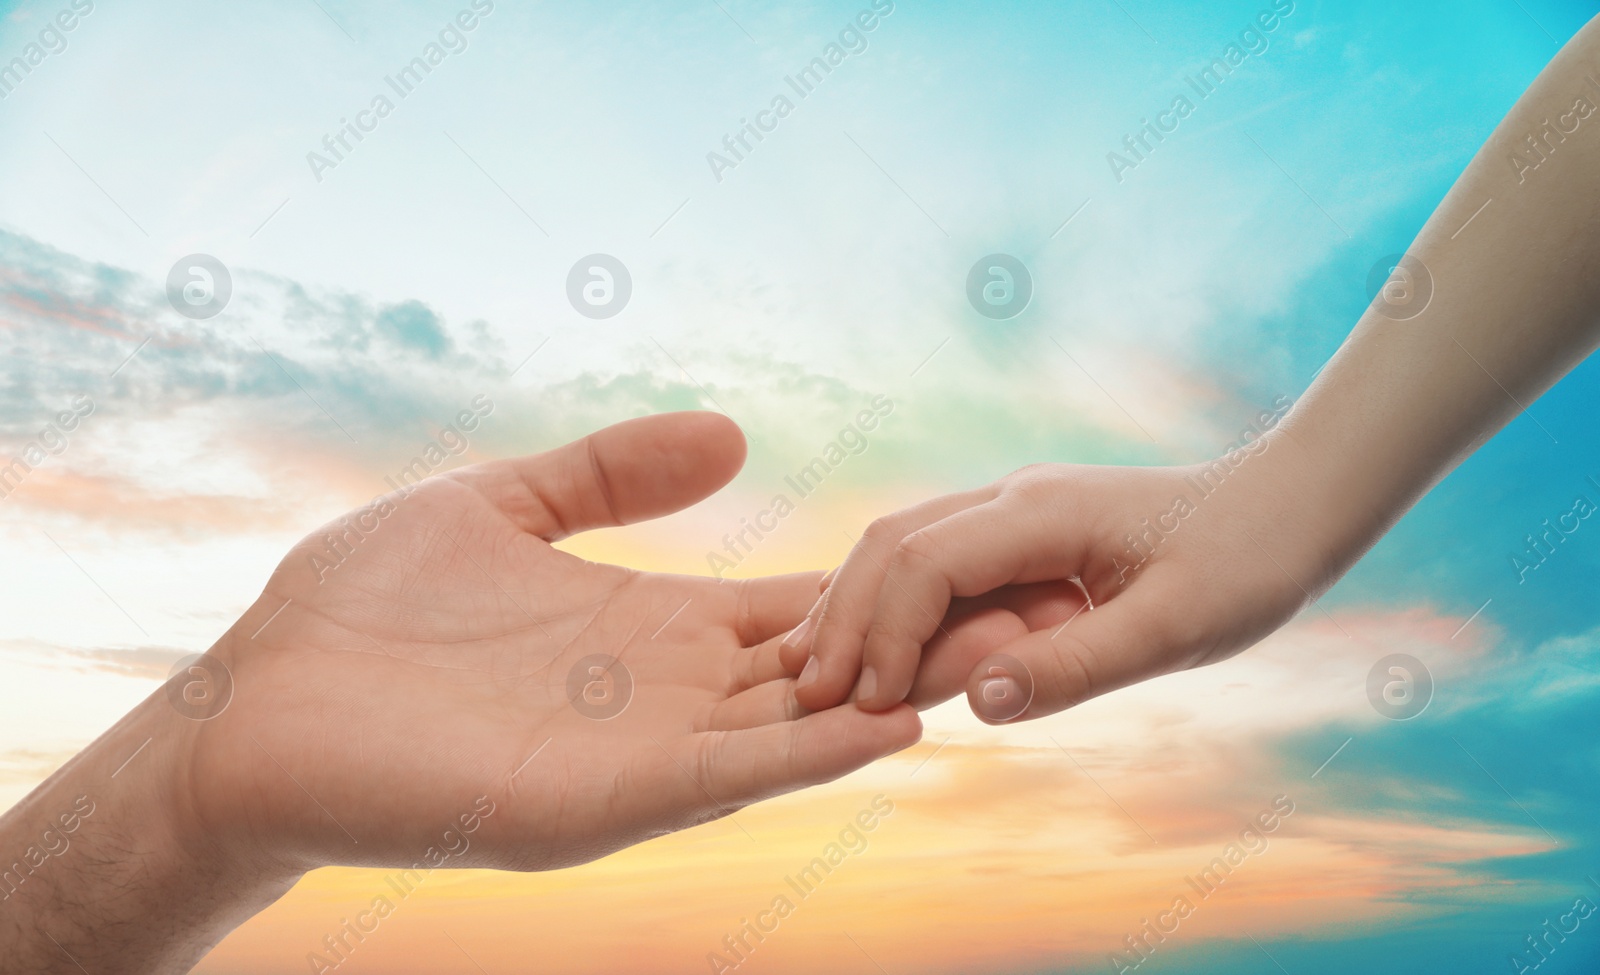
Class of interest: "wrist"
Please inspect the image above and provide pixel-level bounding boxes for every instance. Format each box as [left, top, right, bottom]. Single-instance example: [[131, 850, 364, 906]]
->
[[1196, 424, 1379, 594], [0, 665, 301, 974], [1255, 408, 1431, 574]]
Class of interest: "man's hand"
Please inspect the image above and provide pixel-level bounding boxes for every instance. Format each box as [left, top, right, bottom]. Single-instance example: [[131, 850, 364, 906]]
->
[[0, 411, 920, 974], [187, 409, 919, 871]]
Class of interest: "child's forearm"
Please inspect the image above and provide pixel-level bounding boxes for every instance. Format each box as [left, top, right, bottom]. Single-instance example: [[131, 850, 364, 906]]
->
[[1275, 14, 1600, 563]]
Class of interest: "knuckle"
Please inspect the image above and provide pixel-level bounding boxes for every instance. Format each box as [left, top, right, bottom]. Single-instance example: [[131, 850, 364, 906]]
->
[[860, 515, 906, 549], [863, 610, 905, 644], [730, 578, 754, 639], [784, 689, 810, 721], [1005, 469, 1081, 523], [692, 737, 726, 792], [1010, 461, 1056, 479], [1001, 472, 1052, 505], [733, 648, 760, 693], [890, 532, 941, 573], [1045, 634, 1098, 708], [1005, 461, 1063, 488], [812, 589, 855, 644]]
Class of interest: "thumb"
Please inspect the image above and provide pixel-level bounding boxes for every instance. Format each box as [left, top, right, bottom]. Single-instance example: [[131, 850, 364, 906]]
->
[[449, 410, 747, 540], [964, 580, 1180, 723]]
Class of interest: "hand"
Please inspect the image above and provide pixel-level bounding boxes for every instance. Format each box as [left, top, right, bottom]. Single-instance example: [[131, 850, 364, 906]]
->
[[787, 442, 1353, 723], [786, 15, 1600, 725], [174, 411, 921, 876], [1, 411, 924, 974]]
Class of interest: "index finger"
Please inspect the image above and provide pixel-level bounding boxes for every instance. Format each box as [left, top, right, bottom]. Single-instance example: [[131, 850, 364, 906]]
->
[[856, 476, 1108, 711], [722, 571, 827, 646], [795, 489, 994, 711]]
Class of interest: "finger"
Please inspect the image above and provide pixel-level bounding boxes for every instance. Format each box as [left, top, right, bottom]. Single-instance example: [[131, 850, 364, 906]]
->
[[904, 603, 1029, 710], [729, 633, 804, 694], [902, 581, 1088, 710], [776, 568, 837, 675], [777, 615, 815, 676], [796, 489, 994, 712], [855, 499, 1090, 711], [696, 704, 922, 807], [782, 574, 1083, 682], [991, 578, 1094, 631], [446, 411, 747, 540], [704, 678, 809, 731], [726, 571, 828, 647], [965, 578, 1179, 723]]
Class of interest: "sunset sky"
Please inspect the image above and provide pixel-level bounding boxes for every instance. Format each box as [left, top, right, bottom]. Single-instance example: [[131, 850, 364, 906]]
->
[[4, 0, 1600, 972]]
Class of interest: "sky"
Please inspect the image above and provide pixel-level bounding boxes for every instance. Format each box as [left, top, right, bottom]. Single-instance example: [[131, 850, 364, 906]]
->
[[3, 0, 1600, 972]]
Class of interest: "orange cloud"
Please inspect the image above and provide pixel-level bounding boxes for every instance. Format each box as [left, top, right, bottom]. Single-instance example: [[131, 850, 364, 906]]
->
[[0, 467, 299, 534]]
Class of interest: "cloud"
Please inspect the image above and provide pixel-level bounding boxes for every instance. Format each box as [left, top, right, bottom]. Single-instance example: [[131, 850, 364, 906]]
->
[[373, 299, 452, 358], [0, 220, 1330, 562], [1503, 622, 1600, 704], [0, 466, 299, 533], [0, 637, 188, 680], [60, 645, 189, 680], [0, 746, 80, 785]]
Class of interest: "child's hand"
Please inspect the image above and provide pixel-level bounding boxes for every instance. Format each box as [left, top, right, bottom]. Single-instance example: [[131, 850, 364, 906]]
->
[[785, 455, 1345, 722]]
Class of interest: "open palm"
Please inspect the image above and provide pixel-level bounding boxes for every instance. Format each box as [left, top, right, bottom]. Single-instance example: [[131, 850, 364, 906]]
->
[[172, 412, 921, 876]]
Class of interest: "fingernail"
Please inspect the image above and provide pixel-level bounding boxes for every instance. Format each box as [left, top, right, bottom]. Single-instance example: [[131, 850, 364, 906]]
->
[[976, 676, 1019, 717], [781, 616, 813, 651], [971, 654, 1034, 722], [797, 655, 820, 688], [857, 666, 877, 702]]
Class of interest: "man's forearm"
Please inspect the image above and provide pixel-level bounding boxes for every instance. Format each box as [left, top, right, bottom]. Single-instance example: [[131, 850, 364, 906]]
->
[[1273, 15, 1600, 560], [0, 690, 300, 974]]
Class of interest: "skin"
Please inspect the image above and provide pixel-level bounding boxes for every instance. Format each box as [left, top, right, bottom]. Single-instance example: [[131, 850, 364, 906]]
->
[[0, 412, 925, 974], [792, 14, 1600, 723]]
